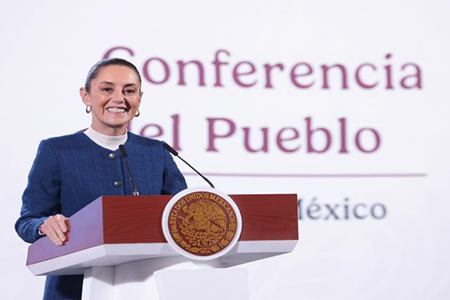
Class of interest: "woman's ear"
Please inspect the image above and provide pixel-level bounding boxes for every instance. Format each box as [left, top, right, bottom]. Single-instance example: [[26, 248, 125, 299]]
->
[[79, 87, 91, 106], [138, 90, 143, 104]]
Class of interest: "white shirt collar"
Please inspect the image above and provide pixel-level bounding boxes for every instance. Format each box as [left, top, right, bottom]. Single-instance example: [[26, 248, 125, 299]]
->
[[84, 126, 128, 151]]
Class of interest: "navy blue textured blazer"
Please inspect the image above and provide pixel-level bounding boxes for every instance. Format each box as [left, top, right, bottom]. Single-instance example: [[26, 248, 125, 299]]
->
[[15, 131, 187, 300]]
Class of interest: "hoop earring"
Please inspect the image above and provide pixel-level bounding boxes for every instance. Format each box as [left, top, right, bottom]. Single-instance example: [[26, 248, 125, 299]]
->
[[135, 110, 140, 117], [85, 105, 92, 114]]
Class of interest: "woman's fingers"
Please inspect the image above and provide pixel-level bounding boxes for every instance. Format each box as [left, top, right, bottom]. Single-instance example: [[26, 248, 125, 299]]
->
[[40, 214, 69, 246], [55, 214, 68, 234], [44, 226, 62, 246], [40, 220, 61, 245]]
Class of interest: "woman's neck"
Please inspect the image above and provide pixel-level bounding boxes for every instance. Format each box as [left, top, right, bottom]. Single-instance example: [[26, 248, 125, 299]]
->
[[84, 126, 128, 151]]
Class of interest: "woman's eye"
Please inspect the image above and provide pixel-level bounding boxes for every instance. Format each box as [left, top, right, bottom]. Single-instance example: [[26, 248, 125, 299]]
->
[[124, 89, 136, 94]]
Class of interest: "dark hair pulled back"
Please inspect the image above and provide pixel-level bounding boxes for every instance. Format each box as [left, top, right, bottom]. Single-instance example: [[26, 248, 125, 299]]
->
[[84, 58, 142, 93]]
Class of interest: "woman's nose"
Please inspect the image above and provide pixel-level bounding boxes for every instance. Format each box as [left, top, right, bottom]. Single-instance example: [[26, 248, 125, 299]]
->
[[112, 89, 125, 102]]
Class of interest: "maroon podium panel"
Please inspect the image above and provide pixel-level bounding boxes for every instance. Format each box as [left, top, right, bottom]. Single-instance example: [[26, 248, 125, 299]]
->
[[27, 194, 298, 266]]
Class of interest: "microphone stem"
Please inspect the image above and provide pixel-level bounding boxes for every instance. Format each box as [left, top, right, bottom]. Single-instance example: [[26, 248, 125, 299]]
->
[[124, 156, 139, 196], [177, 155, 215, 189]]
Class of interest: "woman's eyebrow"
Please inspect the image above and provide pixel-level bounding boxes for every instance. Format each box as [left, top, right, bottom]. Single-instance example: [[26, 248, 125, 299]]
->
[[98, 82, 138, 88], [124, 83, 138, 87]]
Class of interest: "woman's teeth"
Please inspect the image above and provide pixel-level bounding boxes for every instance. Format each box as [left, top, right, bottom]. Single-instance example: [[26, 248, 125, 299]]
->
[[107, 108, 126, 113]]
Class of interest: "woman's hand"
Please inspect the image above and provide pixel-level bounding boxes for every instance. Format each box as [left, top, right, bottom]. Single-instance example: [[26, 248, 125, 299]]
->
[[39, 214, 69, 246]]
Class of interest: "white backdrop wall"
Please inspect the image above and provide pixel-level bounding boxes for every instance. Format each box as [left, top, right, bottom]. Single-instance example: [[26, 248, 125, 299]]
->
[[1, 0, 449, 299]]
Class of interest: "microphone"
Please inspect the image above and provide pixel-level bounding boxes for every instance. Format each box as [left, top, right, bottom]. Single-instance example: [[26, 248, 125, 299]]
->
[[162, 142, 215, 188], [119, 144, 139, 196]]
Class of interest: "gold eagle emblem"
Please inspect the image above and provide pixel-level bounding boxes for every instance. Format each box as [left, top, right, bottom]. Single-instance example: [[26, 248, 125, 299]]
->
[[168, 192, 238, 256]]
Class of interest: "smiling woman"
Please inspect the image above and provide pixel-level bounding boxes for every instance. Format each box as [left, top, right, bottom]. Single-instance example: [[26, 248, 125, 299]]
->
[[80, 59, 143, 136], [14, 58, 187, 300]]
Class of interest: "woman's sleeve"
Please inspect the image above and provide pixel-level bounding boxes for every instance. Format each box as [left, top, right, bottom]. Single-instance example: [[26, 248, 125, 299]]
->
[[15, 140, 62, 243], [161, 143, 188, 195]]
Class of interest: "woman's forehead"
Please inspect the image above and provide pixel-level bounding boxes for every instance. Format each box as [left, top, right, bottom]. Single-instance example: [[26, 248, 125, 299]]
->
[[95, 65, 140, 83]]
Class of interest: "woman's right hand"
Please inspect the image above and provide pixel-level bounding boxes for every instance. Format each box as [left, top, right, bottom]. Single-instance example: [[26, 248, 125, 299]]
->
[[39, 214, 69, 246]]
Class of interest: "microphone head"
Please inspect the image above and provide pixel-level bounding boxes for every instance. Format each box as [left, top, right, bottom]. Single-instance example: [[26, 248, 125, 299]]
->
[[119, 144, 128, 157], [162, 141, 179, 156]]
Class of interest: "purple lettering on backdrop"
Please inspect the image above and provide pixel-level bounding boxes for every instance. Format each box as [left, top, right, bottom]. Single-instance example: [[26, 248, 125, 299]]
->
[[243, 127, 269, 152], [103, 46, 135, 59], [290, 62, 314, 88], [102, 48, 423, 91], [355, 128, 381, 153], [140, 124, 164, 138], [306, 117, 332, 153], [206, 118, 236, 152], [143, 58, 170, 84], [355, 63, 378, 89], [276, 127, 301, 153], [171, 114, 181, 151], [177, 60, 206, 86], [263, 63, 284, 88], [400, 63, 422, 89], [212, 49, 230, 87], [321, 64, 349, 89], [338, 118, 349, 154], [384, 53, 394, 89], [233, 61, 257, 88]]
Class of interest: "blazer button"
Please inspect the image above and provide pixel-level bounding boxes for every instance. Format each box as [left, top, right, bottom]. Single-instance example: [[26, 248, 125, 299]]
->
[[113, 181, 122, 187], [109, 153, 116, 159]]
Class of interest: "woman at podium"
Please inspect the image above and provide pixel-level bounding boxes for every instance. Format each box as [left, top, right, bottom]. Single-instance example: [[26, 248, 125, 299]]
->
[[15, 58, 187, 300]]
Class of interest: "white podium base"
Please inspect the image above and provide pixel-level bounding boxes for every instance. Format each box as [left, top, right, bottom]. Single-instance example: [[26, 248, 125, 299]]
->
[[82, 256, 248, 300]]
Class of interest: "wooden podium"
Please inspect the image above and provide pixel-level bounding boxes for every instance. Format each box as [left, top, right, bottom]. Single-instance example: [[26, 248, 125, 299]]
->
[[27, 193, 298, 300]]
